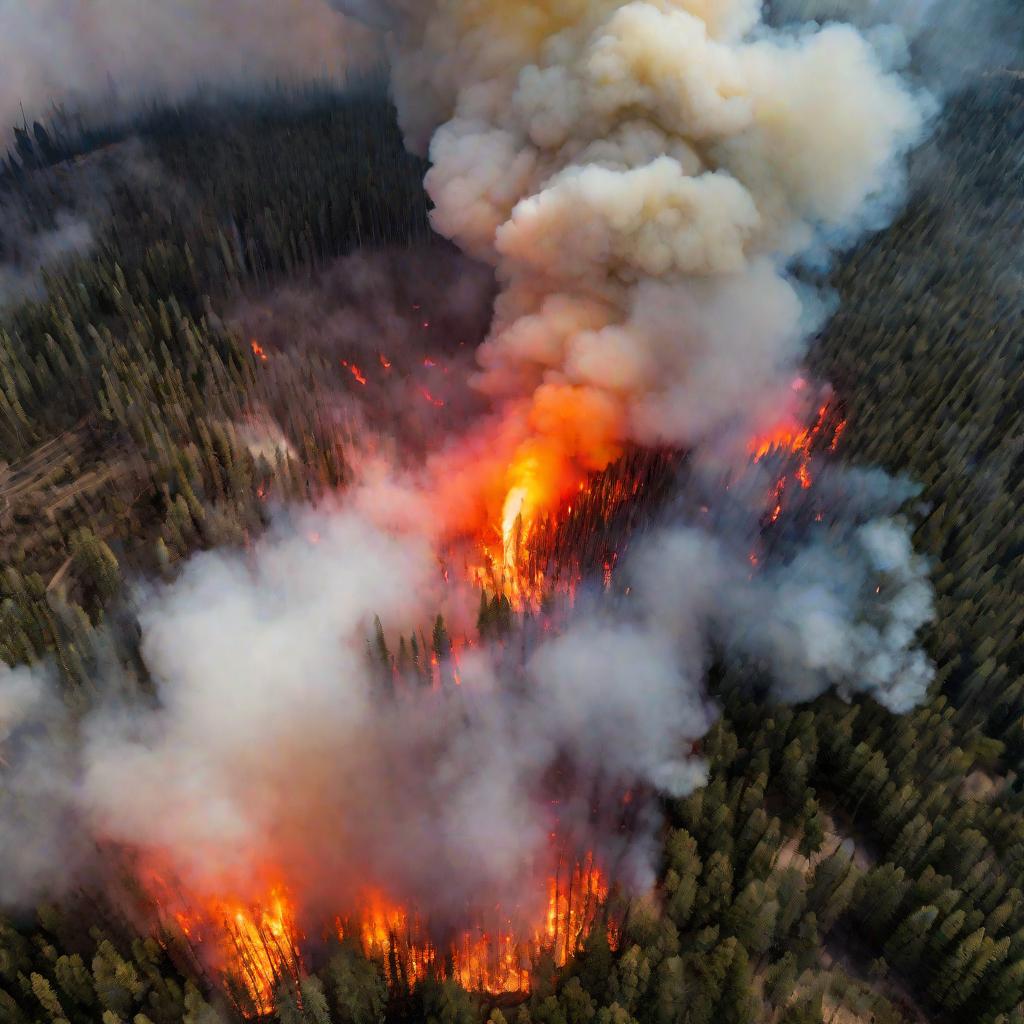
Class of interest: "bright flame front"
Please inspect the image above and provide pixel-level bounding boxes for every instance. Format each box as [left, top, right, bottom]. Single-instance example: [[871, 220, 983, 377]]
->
[[152, 854, 614, 1012]]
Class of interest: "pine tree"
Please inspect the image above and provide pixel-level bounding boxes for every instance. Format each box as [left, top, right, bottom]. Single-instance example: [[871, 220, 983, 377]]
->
[[70, 527, 121, 612], [773, 867, 808, 942], [764, 953, 798, 1008], [853, 864, 907, 936], [30, 972, 67, 1022], [779, 739, 808, 814], [558, 977, 595, 1024], [476, 590, 492, 638], [884, 905, 938, 975], [807, 843, 858, 932], [798, 797, 825, 860], [432, 615, 451, 661], [325, 946, 386, 1024], [716, 940, 758, 1024], [694, 852, 733, 928]]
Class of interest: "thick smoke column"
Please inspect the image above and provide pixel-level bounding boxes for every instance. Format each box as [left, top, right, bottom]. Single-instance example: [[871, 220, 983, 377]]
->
[[344, 0, 928, 523], [0, 0, 378, 139]]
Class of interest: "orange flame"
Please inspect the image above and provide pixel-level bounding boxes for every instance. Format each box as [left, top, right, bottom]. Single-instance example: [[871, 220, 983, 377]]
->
[[420, 386, 445, 408], [339, 853, 614, 996], [744, 393, 847, 564], [748, 397, 845, 489], [340, 360, 367, 385], [152, 853, 614, 1011], [250, 340, 269, 363], [149, 874, 301, 1016]]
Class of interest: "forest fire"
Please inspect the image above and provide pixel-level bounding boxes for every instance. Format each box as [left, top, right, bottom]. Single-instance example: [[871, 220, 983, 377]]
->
[[126, 384, 879, 1020], [749, 393, 847, 488], [462, 391, 847, 610], [461, 447, 675, 610], [146, 875, 303, 1016], [152, 852, 614, 1014], [338, 852, 612, 996], [0, 2, 951, 1023], [341, 359, 367, 385]]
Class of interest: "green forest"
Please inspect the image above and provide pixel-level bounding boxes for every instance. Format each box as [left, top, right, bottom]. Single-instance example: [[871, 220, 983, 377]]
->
[[0, 60, 1022, 1024]]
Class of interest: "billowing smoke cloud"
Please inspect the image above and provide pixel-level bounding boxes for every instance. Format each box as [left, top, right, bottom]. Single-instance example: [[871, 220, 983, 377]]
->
[[0, 662, 83, 907], [632, 513, 933, 714], [335, 0, 930, 524], [0, 0, 378, 140]]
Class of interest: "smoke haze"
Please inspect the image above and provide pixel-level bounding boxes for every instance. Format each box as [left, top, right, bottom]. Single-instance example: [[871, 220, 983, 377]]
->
[[0, 0, 377, 139], [769, 0, 1023, 92]]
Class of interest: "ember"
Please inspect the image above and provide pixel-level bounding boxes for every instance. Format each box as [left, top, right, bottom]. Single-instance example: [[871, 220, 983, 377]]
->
[[340, 359, 367, 385]]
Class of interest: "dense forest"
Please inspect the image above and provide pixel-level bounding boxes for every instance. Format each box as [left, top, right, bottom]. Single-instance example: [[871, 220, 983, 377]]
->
[[1, 59, 1023, 1024]]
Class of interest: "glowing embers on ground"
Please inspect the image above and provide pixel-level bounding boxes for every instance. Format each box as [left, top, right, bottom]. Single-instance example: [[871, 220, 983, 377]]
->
[[340, 359, 368, 386], [340, 852, 614, 996]]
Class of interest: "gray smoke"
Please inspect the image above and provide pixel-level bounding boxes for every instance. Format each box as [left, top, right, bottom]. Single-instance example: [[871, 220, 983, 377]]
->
[[0, 499, 710, 917], [0, 139, 169, 309], [631, 515, 933, 714], [0, 210, 92, 309], [769, 0, 1023, 93], [0, 450, 934, 919], [0, 0, 378, 140]]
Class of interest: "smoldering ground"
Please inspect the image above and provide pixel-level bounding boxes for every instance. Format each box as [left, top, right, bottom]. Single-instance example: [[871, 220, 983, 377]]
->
[[226, 245, 497, 465]]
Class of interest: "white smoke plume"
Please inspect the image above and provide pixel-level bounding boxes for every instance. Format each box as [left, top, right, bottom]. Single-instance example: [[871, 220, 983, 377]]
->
[[0, 662, 84, 907], [0, 0, 378, 141], [336, 0, 930, 512], [0, 454, 933, 922], [631, 515, 934, 714]]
